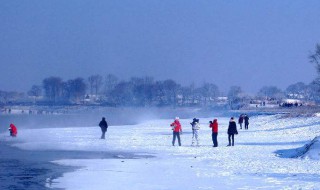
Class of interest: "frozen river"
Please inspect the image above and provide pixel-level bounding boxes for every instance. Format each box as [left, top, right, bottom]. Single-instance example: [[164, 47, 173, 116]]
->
[[1, 110, 320, 189]]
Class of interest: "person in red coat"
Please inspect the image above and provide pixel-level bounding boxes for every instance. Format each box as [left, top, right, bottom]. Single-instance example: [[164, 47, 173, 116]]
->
[[9, 123, 18, 137], [170, 117, 182, 146], [209, 119, 218, 147]]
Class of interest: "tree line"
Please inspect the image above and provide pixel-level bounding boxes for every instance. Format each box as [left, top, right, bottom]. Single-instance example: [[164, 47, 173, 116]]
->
[[1, 43, 320, 107], [0, 74, 318, 108], [27, 75, 221, 107]]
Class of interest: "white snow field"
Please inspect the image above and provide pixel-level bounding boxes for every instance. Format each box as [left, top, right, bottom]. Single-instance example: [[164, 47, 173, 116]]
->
[[3, 114, 320, 190]]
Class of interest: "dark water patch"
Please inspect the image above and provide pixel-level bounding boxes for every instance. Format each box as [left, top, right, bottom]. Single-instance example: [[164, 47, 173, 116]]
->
[[0, 142, 73, 190], [0, 158, 69, 190], [0, 140, 154, 190]]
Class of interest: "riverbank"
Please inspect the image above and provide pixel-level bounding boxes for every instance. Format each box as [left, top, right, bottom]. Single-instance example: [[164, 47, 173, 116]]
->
[[2, 113, 320, 189], [0, 138, 154, 190], [0, 141, 74, 190]]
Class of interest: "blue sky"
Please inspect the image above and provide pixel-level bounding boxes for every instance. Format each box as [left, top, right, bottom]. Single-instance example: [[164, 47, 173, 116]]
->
[[0, 0, 319, 94]]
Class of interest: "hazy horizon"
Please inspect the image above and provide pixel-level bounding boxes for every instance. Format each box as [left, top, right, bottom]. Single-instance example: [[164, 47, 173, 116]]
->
[[1, 0, 319, 94]]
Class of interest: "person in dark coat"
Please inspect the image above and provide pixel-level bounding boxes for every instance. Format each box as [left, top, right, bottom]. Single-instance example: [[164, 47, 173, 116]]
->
[[99, 117, 108, 139], [244, 114, 249, 130], [238, 114, 244, 129], [227, 117, 238, 146]]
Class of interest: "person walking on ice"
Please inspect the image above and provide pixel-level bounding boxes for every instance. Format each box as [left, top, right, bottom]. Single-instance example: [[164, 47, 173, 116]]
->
[[99, 117, 108, 139], [238, 114, 244, 129], [227, 117, 238, 146], [190, 118, 200, 146], [244, 114, 249, 130], [170, 117, 182, 146]]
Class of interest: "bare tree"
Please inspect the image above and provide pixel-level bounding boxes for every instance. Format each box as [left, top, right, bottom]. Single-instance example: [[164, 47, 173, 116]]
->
[[88, 76, 95, 95], [88, 75, 103, 96], [228, 86, 242, 109], [130, 77, 154, 106], [308, 78, 320, 102], [43, 77, 63, 103], [200, 83, 219, 106], [64, 78, 87, 103], [110, 81, 134, 106], [258, 86, 283, 100], [163, 79, 180, 107], [286, 82, 307, 99], [104, 74, 119, 95], [28, 85, 42, 104], [309, 43, 320, 74]]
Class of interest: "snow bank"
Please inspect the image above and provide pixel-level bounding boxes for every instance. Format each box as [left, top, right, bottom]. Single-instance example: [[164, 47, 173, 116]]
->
[[2, 115, 320, 190], [300, 137, 320, 160]]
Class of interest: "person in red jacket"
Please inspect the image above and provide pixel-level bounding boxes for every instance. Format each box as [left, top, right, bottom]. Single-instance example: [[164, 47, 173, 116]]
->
[[209, 119, 218, 147], [170, 117, 182, 146], [8, 123, 18, 137]]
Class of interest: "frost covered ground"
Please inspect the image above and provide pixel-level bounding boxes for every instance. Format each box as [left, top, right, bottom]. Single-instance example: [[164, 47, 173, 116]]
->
[[2, 114, 320, 190]]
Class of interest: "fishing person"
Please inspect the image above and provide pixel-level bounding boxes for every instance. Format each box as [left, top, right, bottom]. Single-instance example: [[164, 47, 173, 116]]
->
[[8, 123, 18, 137]]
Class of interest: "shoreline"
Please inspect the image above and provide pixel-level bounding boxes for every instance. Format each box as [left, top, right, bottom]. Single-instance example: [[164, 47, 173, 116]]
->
[[0, 139, 154, 190], [2, 110, 319, 189], [0, 141, 74, 190]]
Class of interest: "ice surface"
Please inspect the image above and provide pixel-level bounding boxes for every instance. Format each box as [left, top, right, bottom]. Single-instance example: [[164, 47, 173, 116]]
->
[[2, 115, 320, 189]]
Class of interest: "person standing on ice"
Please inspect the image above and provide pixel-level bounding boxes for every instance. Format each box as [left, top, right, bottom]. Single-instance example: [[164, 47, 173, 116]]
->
[[227, 117, 238, 146], [170, 117, 182, 146], [238, 114, 244, 129], [190, 118, 200, 146], [8, 123, 18, 137], [209, 119, 218, 147], [244, 114, 249, 130], [99, 117, 108, 139]]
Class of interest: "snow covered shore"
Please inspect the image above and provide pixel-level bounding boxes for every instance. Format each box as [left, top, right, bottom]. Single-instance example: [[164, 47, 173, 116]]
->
[[2, 114, 320, 189]]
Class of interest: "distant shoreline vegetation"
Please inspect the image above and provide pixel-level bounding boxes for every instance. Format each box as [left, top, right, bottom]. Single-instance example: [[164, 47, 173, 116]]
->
[[2, 43, 320, 108], [0, 73, 319, 110]]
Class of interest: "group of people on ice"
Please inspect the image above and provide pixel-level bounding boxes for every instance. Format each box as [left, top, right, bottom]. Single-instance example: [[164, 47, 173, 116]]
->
[[97, 114, 249, 147], [238, 114, 249, 130], [169, 114, 249, 147]]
